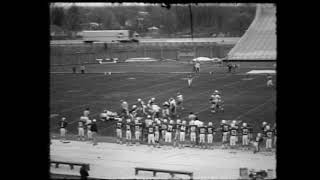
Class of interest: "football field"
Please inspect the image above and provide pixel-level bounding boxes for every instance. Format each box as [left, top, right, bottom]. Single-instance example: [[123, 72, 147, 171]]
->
[[50, 61, 276, 138]]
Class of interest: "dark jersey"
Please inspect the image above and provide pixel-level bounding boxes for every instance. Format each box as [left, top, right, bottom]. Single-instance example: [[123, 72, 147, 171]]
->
[[161, 123, 168, 131], [230, 128, 238, 136], [266, 130, 273, 139], [221, 124, 230, 133], [175, 123, 181, 132], [199, 126, 206, 134], [59, 121, 68, 128], [78, 121, 84, 128], [241, 127, 249, 135], [207, 126, 215, 134], [273, 128, 277, 136], [134, 123, 142, 132], [116, 122, 123, 129], [148, 125, 155, 134], [154, 124, 160, 132], [180, 125, 187, 132], [190, 125, 197, 133], [126, 123, 133, 131], [167, 124, 174, 132], [255, 136, 263, 143]]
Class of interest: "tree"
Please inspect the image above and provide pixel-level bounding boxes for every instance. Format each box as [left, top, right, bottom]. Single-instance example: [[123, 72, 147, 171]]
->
[[65, 5, 81, 31], [50, 6, 65, 27]]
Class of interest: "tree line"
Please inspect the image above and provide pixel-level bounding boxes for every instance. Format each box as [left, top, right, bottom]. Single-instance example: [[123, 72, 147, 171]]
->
[[50, 4, 256, 37]]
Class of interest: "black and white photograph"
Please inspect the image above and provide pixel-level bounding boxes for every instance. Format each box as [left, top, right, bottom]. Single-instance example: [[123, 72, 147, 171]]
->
[[50, 2, 277, 179]]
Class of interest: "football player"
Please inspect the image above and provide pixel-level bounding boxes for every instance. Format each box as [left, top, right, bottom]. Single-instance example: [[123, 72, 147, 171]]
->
[[169, 98, 177, 117], [151, 103, 161, 120], [241, 123, 249, 149], [129, 105, 138, 119], [116, 118, 123, 144], [147, 121, 156, 147], [229, 123, 238, 148], [265, 125, 273, 151], [86, 118, 93, 141], [176, 92, 184, 110], [187, 74, 193, 88], [166, 120, 174, 145], [189, 121, 197, 147], [134, 119, 142, 145], [221, 120, 230, 146], [179, 120, 187, 148], [206, 122, 215, 149], [125, 119, 133, 146], [83, 108, 90, 117], [188, 112, 197, 121], [267, 74, 274, 87], [78, 117, 85, 141], [154, 119, 161, 147], [253, 133, 263, 154], [198, 122, 206, 149], [161, 119, 168, 143], [58, 117, 68, 141], [137, 98, 147, 115], [173, 119, 181, 147], [162, 101, 170, 118], [120, 100, 129, 117], [147, 97, 156, 109], [273, 123, 277, 147]]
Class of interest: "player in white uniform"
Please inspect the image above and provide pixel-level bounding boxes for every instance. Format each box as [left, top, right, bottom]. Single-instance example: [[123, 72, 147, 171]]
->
[[189, 121, 197, 147], [241, 123, 249, 149], [267, 74, 274, 87], [137, 98, 147, 115], [125, 119, 133, 146], [179, 120, 187, 148], [265, 125, 273, 150], [169, 98, 177, 117], [187, 74, 193, 88], [206, 122, 215, 149], [198, 122, 206, 149], [165, 120, 174, 144], [78, 117, 85, 141], [86, 119, 93, 140], [162, 101, 170, 118], [151, 104, 161, 120], [120, 100, 129, 117], [176, 92, 184, 110], [116, 118, 123, 144]]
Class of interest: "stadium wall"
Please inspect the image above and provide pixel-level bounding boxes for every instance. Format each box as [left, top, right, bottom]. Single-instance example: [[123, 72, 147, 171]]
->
[[50, 43, 234, 66]]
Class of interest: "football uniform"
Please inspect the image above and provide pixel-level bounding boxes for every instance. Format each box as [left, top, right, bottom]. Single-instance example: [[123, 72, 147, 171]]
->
[[116, 121, 123, 140], [241, 127, 249, 146], [83, 110, 90, 117], [254, 135, 263, 153], [134, 123, 142, 142], [59, 120, 68, 138], [78, 120, 85, 139], [162, 108, 170, 118], [86, 120, 92, 139], [154, 124, 160, 143], [169, 100, 177, 115], [125, 123, 133, 141], [174, 123, 181, 141], [199, 126, 206, 143], [176, 95, 184, 107], [221, 124, 230, 143], [265, 130, 273, 149], [273, 127, 277, 146], [206, 126, 215, 144], [147, 125, 155, 145], [161, 123, 168, 141], [166, 124, 174, 143], [230, 127, 237, 146], [187, 75, 193, 87], [267, 76, 273, 87], [190, 125, 197, 142], [179, 124, 187, 142]]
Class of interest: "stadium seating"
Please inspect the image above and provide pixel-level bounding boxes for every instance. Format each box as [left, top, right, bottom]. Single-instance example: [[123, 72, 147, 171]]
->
[[227, 4, 276, 60]]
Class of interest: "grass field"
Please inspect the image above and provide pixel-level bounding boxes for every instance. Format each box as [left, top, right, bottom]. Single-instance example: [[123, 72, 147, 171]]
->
[[50, 61, 276, 139]]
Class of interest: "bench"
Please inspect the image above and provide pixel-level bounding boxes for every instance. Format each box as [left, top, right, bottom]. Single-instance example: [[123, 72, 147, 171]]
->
[[51, 160, 90, 170], [135, 167, 193, 179]]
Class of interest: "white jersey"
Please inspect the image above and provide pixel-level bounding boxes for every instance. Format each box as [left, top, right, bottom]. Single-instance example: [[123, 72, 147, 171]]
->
[[152, 104, 160, 112], [170, 99, 176, 107], [177, 95, 183, 102]]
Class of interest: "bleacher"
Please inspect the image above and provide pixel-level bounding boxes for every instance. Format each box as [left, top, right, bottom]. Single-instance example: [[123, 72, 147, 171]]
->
[[227, 4, 276, 60]]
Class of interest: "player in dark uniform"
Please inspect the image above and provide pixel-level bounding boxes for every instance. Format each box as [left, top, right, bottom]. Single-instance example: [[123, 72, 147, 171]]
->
[[253, 133, 263, 153], [265, 125, 273, 151], [147, 122, 156, 147], [189, 121, 198, 148], [161, 119, 168, 144], [179, 120, 187, 148], [154, 119, 161, 147], [58, 117, 68, 141], [198, 123, 207, 149], [173, 119, 181, 148], [206, 122, 215, 149], [134, 119, 142, 145], [247, 123, 254, 141], [220, 120, 230, 147], [229, 124, 238, 148], [272, 123, 276, 147], [241, 123, 249, 149], [116, 118, 124, 144], [125, 119, 133, 146]]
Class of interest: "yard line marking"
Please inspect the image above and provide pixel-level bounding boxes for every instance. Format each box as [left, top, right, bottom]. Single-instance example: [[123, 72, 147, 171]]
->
[[234, 95, 275, 120]]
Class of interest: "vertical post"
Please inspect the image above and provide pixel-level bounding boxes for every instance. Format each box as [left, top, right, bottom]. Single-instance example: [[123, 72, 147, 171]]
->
[[144, 46, 146, 57], [160, 46, 163, 59]]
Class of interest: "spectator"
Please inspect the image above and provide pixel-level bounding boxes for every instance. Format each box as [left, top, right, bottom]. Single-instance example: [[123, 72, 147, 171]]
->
[[91, 119, 98, 146], [80, 64, 85, 74], [80, 165, 89, 180]]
